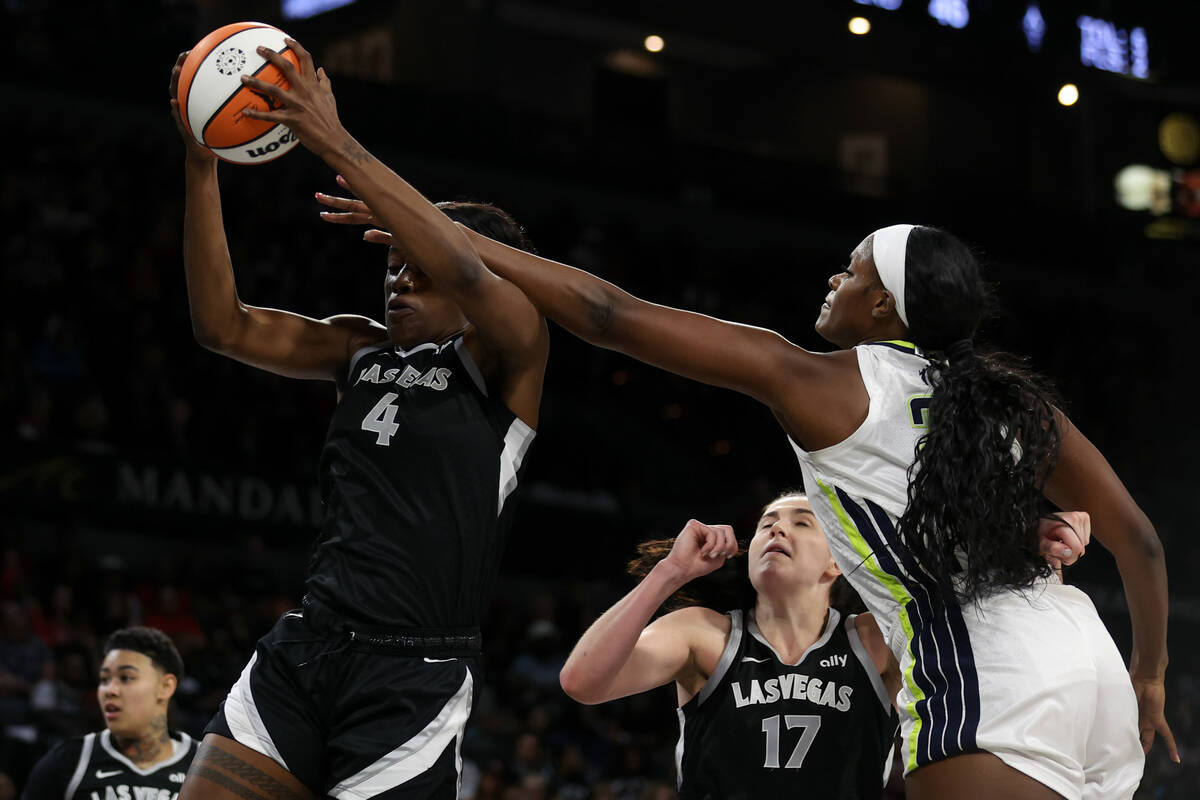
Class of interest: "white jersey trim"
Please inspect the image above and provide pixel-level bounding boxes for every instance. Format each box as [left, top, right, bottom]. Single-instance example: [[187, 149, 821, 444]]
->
[[453, 337, 488, 397], [693, 609, 745, 707], [98, 730, 194, 775], [329, 669, 474, 800], [64, 732, 95, 800], [844, 614, 892, 712], [347, 344, 389, 383], [497, 417, 535, 516], [674, 707, 687, 791], [748, 608, 841, 667], [224, 652, 289, 772]]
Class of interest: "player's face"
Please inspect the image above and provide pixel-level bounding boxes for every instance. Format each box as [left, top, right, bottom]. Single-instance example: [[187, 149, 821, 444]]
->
[[815, 236, 886, 349], [383, 250, 470, 348], [97, 650, 173, 739], [748, 496, 839, 594]]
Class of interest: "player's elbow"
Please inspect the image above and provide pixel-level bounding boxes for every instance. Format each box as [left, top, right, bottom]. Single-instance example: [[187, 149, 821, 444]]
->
[[1133, 523, 1164, 561], [191, 308, 245, 356], [191, 320, 227, 353], [441, 251, 489, 294], [558, 664, 605, 705]]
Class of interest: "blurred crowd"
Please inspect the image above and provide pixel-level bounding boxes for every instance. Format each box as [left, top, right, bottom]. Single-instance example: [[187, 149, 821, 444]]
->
[[3, 66, 1199, 797], [0, 534, 697, 800]]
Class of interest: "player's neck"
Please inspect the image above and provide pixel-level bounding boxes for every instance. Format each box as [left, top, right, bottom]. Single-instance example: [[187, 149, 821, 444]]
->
[[753, 589, 831, 662], [114, 714, 172, 767]]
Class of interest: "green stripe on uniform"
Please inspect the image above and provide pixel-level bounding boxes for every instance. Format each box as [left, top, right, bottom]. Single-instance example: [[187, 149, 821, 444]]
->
[[815, 478, 926, 773]]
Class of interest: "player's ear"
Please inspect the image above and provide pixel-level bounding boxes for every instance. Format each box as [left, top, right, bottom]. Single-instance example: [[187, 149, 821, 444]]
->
[[158, 672, 178, 702], [872, 287, 897, 320]]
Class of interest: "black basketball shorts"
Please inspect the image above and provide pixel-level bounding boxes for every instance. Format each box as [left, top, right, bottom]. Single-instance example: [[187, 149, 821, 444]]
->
[[204, 601, 481, 799]]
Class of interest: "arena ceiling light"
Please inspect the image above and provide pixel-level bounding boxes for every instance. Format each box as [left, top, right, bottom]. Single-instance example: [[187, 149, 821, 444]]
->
[[849, 17, 872, 35], [644, 34, 665, 53], [1057, 83, 1079, 106]]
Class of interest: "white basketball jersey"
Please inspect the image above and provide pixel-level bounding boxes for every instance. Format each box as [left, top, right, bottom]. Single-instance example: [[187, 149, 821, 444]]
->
[[789, 340, 933, 656], [791, 341, 1147, 792]]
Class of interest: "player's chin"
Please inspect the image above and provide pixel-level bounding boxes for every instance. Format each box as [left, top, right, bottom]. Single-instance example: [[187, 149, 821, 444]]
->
[[386, 321, 425, 348]]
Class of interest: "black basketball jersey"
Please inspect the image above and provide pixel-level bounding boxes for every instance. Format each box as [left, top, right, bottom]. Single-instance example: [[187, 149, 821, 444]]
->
[[20, 730, 196, 800], [675, 608, 897, 800], [307, 335, 535, 628]]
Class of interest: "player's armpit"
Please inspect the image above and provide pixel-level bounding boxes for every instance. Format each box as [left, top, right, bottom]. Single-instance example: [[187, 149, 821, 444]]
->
[[206, 310, 385, 382]]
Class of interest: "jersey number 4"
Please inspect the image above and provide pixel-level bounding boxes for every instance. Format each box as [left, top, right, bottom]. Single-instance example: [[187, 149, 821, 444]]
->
[[362, 393, 401, 445], [761, 713, 821, 769]]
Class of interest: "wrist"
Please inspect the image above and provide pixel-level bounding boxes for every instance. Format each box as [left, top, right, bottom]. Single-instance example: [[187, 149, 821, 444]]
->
[[650, 558, 691, 591], [184, 155, 217, 173], [1130, 657, 1168, 681], [321, 129, 371, 171]]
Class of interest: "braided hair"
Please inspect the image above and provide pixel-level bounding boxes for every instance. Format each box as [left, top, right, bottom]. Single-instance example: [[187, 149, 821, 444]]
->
[[895, 227, 1061, 603]]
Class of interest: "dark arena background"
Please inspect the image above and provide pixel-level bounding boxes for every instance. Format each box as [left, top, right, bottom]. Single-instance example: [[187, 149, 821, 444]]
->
[[3, 0, 1199, 797]]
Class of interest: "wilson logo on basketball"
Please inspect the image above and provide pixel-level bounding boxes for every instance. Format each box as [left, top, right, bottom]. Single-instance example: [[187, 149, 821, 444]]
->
[[177, 21, 301, 165], [245, 129, 296, 159]]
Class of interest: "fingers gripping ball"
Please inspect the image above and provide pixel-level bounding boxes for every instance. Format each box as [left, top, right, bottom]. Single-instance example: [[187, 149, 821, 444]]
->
[[177, 22, 301, 164]]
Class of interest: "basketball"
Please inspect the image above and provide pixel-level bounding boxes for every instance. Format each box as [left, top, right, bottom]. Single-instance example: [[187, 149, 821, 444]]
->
[[177, 21, 301, 165]]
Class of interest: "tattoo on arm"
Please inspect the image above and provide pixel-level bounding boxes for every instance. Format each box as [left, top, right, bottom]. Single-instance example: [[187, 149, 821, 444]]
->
[[191, 747, 311, 800], [192, 767, 271, 800], [340, 140, 370, 166]]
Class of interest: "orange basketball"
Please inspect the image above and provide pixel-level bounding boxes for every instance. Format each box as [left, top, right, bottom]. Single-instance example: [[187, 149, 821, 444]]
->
[[177, 22, 302, 165]]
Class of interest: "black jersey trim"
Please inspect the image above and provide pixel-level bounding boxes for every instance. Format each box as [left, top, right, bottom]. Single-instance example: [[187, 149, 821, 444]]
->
[[64, 732, 95, 800], [866, 340, 921, 356], [845, 614, 892, 712], [453, 337, 488, 397], [98, 730, 194, 775], [747, 607, 841, 667], [694, 609, 744, 707]]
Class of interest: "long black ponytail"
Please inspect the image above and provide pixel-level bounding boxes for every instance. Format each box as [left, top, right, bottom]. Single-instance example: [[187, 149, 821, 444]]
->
[[895, 227, 1061, 603]]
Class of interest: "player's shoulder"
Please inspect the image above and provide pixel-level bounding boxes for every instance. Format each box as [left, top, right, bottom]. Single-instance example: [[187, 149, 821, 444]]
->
[[656, 606, 735, 641], [23, 733, 93, 800], [848, 612, 890, 673], [35, 733, 89, 766], [324, 313, 387, 346]]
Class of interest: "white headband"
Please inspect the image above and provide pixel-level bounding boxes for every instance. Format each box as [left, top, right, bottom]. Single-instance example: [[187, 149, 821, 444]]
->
[[871, 224, 916, 327]]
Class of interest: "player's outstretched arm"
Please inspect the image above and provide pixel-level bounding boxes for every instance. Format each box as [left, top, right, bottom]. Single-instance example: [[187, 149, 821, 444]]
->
[[460, 226, 855, 415], [1043, 413, 1177, 762], [169, 53, 384, 382], [559, 520, 737, 705], [238, 40, 847, 421], [240, 43, 544, 381]]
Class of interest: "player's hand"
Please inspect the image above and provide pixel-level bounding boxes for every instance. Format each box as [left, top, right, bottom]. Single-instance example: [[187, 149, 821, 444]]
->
[[662, 520, 739, 582], [1131, 675, 1180, 762], [168, 52, 217, 165], [1036, 511, 1090, 571], [316, 175, 395, 246], [240, 38, 348, 161]]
